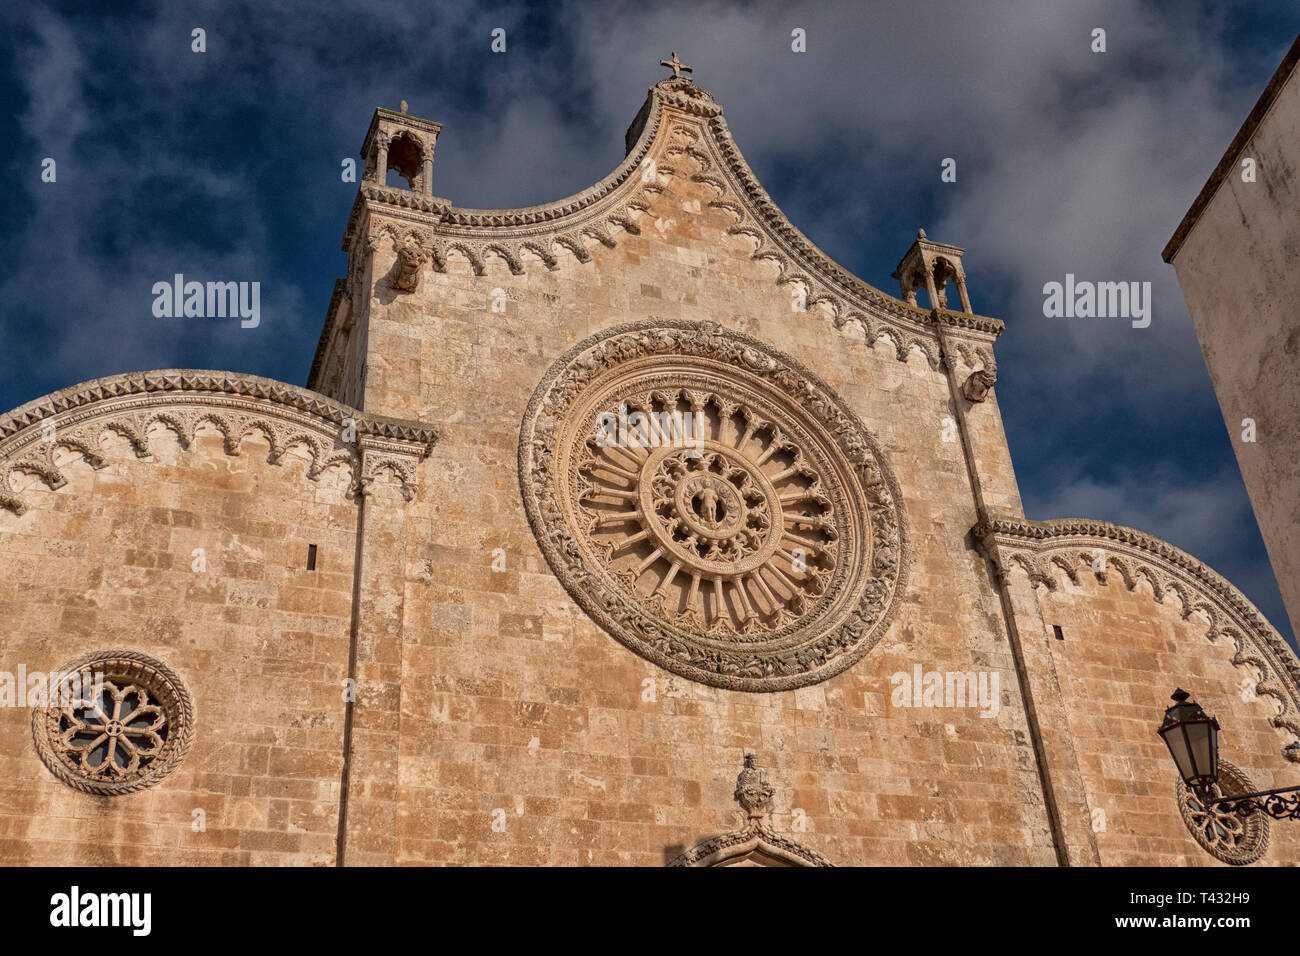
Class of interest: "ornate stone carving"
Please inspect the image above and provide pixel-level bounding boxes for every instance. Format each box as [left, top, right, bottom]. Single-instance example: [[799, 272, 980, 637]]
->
[[668, 755, 833, 866], [734, 753, 774, 822], [31, 649, 196, 796], [0, 370, 438, 514], [1176, 760, 1270, 865], [519, 320, 908, 692], [975, 515, 1300, 762]]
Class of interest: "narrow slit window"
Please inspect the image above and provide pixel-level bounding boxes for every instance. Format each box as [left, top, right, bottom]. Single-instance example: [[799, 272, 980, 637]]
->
[[1052, 625, 1064, 641], [307, 544, 318, 571]]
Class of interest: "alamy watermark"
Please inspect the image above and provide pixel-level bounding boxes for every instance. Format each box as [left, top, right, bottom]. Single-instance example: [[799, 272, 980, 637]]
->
[[152, 274, 260, 328], [595, 402, 705, 457], [890, 665, 1000, 718], [0, 666, 104, 708], [50, 886, 151, 936], [1042, 274, 1151, 328]]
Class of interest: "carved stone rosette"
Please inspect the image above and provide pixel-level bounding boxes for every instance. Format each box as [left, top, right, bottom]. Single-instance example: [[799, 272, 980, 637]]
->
[[519, 320, 908, 691], [1176, 760, 1270, 865], [31, 649, 196, 796]]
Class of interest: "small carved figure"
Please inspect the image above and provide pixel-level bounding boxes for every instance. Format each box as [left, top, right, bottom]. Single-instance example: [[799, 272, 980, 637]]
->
[[393, 241, 426, 292], [734, 754, 775, 822], [697, 484, 720, 526], [962, 368, 997, 403]]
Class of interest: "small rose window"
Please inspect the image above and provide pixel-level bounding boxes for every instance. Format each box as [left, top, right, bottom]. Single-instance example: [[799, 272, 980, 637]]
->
[[1177, 760, 1270, 865], [32, 649, 195, 795]]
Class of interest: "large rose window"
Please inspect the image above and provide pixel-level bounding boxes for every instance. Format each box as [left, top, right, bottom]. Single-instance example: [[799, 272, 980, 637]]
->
[[519, 320, 908, 691]]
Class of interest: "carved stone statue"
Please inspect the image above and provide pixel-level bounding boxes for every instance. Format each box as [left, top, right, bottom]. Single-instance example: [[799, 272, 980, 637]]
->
[[734, 753, 774, 823]]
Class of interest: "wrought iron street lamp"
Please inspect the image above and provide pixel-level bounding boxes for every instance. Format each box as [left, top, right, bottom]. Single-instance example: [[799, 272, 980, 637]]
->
[[1158, 689, 1300, 821], [1158, 689, 1219, 792]]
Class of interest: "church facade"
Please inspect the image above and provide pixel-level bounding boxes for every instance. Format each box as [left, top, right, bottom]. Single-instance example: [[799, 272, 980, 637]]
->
[[2, 63, 1297, 866]]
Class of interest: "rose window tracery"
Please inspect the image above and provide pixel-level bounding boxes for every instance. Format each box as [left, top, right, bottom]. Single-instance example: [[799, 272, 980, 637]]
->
[[32, 649, 195, 795], [583, 402, 839, 637], [520, 320, 908, 691], [1176, 760, 1270, 865]]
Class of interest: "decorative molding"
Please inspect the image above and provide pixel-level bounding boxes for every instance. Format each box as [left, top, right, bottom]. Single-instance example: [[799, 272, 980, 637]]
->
[[667, 822, 835, 867], [952, 341, 997, 376], [519, 319, 909, 693], [0, 370, 438, 514], [31, 648, 196, 796], [975, 515, 1300, 761], [697, 114, 1004, 348]]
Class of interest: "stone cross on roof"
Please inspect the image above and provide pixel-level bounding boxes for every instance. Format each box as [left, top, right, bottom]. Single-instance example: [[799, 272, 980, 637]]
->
[[659, 51, 693, 81]]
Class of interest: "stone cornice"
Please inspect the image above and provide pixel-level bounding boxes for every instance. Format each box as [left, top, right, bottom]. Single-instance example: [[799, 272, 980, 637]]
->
[[0, 370, 439, 514], [701, 111, 1005, 353], [307, 278, 349, 394], [974, 515, 1300, 759], [341, 185, 451, 250], [935, 310, 1005, 336]]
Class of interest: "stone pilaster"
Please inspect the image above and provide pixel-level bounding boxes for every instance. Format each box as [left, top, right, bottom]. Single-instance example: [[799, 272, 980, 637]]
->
[[336, 446, 416, 866], [976, 528, 1105, 866]]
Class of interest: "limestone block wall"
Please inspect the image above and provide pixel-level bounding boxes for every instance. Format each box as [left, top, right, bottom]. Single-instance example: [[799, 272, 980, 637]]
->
[[1036, 570, 1300, 866], [0, 424, 358, 864]]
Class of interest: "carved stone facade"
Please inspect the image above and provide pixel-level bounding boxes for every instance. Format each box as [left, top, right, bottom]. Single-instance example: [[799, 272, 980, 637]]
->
[[2, 63, 1297, 866]]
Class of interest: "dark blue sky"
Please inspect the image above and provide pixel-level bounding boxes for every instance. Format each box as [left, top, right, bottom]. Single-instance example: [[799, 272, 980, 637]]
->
[[2, 0, 1296, 646]]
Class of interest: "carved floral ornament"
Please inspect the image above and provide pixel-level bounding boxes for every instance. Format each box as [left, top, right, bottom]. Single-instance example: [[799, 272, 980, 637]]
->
[[31, 649, 196, 795], [519, 320, 909, 692], [0, 371, 438, 515]]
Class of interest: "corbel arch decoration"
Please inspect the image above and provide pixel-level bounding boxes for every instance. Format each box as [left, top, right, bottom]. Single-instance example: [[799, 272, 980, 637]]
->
[[0, 370, 439, 515], [974, 516, 1300, 761], [328, 74, 1004, 389]]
